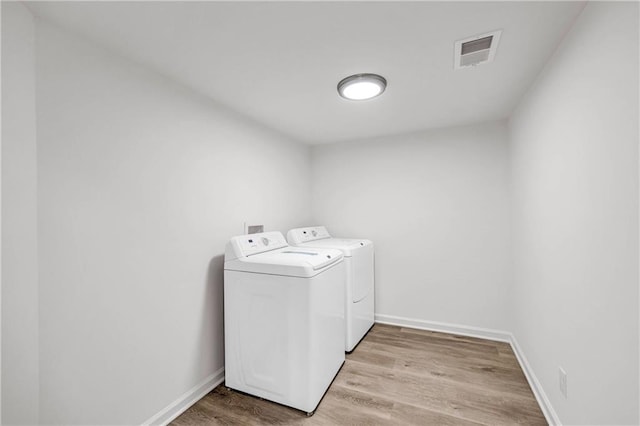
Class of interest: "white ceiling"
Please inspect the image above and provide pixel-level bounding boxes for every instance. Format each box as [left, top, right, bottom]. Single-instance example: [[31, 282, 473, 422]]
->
[[27, 1, 585, 145]]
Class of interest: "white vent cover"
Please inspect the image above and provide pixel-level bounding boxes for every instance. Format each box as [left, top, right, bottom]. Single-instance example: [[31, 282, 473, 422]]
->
[[454, 30, 502, 70]]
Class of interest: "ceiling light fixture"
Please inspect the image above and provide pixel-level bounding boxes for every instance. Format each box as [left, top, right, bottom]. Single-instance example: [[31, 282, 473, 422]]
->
[[337, 73, 387, 101]]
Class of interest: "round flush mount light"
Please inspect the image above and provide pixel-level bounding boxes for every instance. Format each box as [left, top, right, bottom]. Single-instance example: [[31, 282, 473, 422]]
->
[[337, 73, 387, 101]]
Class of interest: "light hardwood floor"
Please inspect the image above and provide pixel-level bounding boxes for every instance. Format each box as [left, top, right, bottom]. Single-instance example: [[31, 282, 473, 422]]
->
[[172, 324, 546, 425]]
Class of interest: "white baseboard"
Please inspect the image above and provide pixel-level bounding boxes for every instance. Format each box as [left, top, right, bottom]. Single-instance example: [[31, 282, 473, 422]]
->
[[375, 313, 512, 343], [374, 314, 559, 425], [142, 367, 225, 426], [509, 335, 561, 426]]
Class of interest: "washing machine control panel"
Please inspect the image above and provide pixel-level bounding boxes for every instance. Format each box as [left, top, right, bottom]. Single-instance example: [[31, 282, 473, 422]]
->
[[288, 226, 331, 244], [235, 231, 288, 257]]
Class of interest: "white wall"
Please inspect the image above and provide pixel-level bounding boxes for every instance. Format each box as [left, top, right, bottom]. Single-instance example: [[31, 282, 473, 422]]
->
[[312, 122, 511, 331], [34, 21, 311, 425], [5, 2, 637, 425], [1, 3, 39, 424], [509, 2, 639, 424]]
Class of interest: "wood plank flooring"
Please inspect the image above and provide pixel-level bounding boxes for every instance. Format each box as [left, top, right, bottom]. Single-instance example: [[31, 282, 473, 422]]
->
[[172, 324, 546, 425]]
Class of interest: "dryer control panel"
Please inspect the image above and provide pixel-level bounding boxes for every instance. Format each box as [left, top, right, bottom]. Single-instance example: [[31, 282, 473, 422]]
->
[[287, 226, 331, 245], [226, 231, 288, 260]]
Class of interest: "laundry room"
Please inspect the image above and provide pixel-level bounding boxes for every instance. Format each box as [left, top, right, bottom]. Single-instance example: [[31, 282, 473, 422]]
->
[[2, 1, 638, 425]]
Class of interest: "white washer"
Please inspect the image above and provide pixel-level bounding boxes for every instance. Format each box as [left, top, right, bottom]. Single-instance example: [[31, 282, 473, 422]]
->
[[287, 226, 374, 352], [224, 231, 345, 415]]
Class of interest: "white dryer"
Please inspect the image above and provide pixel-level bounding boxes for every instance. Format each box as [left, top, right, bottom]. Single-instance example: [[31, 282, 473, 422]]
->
[[287, 226, 374, 352], [224, 231, 345, 415]]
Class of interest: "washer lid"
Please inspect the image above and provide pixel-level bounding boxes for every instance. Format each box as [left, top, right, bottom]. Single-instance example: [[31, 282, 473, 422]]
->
[[294, 238, 372, 257], [224, 246, 343, 278]]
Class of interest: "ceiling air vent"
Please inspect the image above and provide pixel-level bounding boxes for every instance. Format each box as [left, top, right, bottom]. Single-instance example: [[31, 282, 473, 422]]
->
[[454, 30, 502, 70]]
